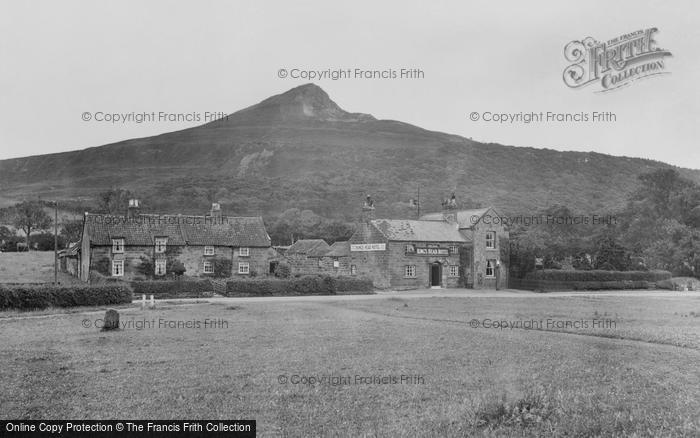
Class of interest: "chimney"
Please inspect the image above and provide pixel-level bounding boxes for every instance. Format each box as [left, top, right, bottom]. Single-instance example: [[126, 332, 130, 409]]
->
[[442, 193, 458, 224], [361, 195, 375, 223], [126, 199, 140, 219], [209, 202, 222, 219]]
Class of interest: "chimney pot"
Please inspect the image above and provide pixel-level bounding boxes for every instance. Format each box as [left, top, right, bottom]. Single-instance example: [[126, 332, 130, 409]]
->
[[126, 199, 140, 219]]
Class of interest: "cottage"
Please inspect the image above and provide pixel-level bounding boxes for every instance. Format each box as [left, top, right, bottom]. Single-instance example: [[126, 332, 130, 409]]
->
[[78, 201, 273, 282], [319, 241, 352, 276], [284, 239, 331, 275], [348, 198, 508, 290]]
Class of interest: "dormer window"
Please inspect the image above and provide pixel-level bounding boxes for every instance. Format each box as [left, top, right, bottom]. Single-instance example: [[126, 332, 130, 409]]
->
[[486, 232, 496, 249], [155, 237, 167, 253], [112, 238, 124, 253]]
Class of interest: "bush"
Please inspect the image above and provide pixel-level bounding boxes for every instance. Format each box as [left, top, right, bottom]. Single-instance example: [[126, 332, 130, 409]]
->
[[274, 263, 291, 278], [524, 269, 671, 282], [225, 275, 374, 297], [334, 277, 374, 293], [512, 269, 672, 292], [0, 284, 133, 310], [130, 279, 213, 298]]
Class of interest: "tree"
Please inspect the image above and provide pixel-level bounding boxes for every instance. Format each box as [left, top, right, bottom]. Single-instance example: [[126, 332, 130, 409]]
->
[[98, 188, 134, 214], [593, 236, 630, 271], [60, 219, 84, 243], [12, 201, 52, 250], [0, 225, 12, 241]]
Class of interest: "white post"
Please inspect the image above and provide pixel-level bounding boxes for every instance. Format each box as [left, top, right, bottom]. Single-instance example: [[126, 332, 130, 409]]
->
[[141, 294, 146, 309], [149, 294, 155, 308]]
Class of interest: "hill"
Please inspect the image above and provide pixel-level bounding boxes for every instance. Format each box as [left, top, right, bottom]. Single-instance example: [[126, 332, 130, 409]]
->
[[0, 83, 698, 219]]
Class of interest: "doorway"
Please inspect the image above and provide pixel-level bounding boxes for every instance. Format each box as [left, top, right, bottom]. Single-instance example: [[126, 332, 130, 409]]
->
[[430, 263, 442, 287]]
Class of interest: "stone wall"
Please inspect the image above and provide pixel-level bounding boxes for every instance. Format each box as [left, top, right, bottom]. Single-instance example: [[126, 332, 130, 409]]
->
[[348, 222, 391, 288], [86, 244, 274, 282], [384, 242, 463, 289]]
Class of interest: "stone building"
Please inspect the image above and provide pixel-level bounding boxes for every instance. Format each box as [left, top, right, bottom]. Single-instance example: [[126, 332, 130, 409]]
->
[[319, 241, 352, 276], [284, 239, 331, 275], [78, 201, 273, 282], [348, 197, 508, 290]]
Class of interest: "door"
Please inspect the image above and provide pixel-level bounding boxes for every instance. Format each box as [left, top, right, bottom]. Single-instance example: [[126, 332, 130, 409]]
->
[[430, 263, 441, 287]]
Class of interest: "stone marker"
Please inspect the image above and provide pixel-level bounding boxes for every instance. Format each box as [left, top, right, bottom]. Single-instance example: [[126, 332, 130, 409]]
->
[[102, 309, 120, 331]]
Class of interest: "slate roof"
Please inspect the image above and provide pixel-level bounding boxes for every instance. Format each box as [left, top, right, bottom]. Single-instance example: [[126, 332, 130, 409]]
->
[[420, 207, 493, 229], [286, 239, 331, 257], [84, 214, 271, 247], [325, 241, 350, 257], [371, 219, 468, 242]]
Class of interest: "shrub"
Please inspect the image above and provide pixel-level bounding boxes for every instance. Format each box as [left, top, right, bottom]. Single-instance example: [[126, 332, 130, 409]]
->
[[169, 259, 186, 276], [0, 284, 133, 310], [274, 263, 291, 278], [524, 269, 671, 282], [334, 276, 374, 293], [225, 275, 374, 297], [130, 279, 213, 298]]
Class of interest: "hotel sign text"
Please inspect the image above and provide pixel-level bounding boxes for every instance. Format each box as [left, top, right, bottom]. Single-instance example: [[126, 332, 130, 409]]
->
[[415, 247, 450, 256], [350, 243, 386, 252]]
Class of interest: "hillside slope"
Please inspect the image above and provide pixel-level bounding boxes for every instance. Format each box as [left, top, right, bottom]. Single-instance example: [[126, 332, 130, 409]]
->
[[0, 83, 697, 218]]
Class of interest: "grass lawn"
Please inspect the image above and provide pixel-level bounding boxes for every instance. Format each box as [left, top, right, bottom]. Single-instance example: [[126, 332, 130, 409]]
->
[[1, 294, 699, 436], [0, 251, 80, 284]]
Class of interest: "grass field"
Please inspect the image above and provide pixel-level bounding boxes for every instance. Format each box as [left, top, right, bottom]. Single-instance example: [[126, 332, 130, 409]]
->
[[0, 251, 80, 284], [1, 293, 699, 436]]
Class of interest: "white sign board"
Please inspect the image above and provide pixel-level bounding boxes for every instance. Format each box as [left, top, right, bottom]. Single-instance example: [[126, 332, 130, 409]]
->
[[350, 243, 386, 252]]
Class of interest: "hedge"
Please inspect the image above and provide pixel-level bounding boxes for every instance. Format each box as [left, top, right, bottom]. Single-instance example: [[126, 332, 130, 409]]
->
[[0, 284, 133, 310], [130, 279, 213, 298], [225, 275, 374, 297], [523, 269, 671, 282], [511, 269, 672, 292]]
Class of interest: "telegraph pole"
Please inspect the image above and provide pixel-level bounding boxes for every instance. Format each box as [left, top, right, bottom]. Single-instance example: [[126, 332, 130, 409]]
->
[[54, 201, 58, 285], [416, 187, 421, 218]]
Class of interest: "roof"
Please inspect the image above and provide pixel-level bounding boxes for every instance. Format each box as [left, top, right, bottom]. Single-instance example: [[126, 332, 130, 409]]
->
[[62, 241, 81, 257], [84, 214, 271, 247], [420, 207, 493, 229], [325, 241, 350, 257], [371, 219, 468, 242], [286, 239, 331, 256]]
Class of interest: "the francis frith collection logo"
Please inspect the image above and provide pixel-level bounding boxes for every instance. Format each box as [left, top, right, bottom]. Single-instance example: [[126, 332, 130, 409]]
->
[[563, 28, 672, 92]]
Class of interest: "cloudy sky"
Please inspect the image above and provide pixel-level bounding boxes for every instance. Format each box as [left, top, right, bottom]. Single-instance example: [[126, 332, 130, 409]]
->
[[1, 0, 698, 168]]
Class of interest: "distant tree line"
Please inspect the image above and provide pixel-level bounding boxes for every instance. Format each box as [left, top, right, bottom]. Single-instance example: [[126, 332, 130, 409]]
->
[[509, 169, 700, 278]]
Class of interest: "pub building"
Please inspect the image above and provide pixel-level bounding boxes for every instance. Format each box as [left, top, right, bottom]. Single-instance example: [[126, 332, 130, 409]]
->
[[348, 195, 508, 290]]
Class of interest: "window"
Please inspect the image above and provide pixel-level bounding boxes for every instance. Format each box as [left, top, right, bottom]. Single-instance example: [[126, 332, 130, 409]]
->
[[203, 261, 214, 274], [112, 260, 124, 276], [238, 247, 250, 257], [486, 231, 496, 249], [112, 238, 124, 253], [318, 259, 323, 268], [333, 258, 340, 268], [449, 245, 459, 255], [449, 265, 459, 277], [154, 237, 167, 253], [405, 244, 416, 254], [486, 260, 496, 277], [204, 246, 215, 256], [405, 265, 416, 278], [238, 262, 250, 274], [155, 259, 166, 276], [350, 265, 357, 275]]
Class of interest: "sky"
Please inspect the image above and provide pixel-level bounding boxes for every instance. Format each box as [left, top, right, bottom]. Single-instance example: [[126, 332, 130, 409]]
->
[[0, 0, 698, 168]]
